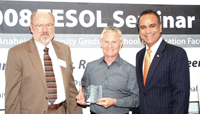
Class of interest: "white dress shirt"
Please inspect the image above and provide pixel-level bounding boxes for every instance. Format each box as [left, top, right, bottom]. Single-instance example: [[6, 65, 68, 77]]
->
[[35, 41, 66, 105], [143, 37, 163, 74]]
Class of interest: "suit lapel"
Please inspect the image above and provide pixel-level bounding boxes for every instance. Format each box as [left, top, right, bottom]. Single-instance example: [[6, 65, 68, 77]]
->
[[144, 40, 166, 88], [137, 48, 146, 90], [28, 38, 47, 90], [52, 41, 64, 60], [52, 41, 68, 91]]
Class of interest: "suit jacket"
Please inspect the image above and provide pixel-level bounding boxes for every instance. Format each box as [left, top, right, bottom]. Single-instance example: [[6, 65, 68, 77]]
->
[[5, 38, 82, 114], [133, 40, 190, 114]]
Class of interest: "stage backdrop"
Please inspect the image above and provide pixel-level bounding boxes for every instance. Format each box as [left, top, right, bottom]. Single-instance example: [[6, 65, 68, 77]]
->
[[0, 1, 200, 113]]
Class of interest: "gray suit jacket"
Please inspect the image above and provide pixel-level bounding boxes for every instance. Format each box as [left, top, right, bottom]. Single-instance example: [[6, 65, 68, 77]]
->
[[5, 38, 82, 114]]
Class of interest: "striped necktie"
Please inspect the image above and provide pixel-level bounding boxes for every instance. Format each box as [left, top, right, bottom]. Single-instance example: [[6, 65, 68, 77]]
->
[[143, 48, 152, 86], [44, 47, 57, 104]]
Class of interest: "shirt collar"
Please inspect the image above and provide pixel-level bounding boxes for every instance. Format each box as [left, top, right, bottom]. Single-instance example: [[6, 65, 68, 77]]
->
[[99, 54, 122, 66], [146, 37, 163, 52], [34, 40, 53, 50]]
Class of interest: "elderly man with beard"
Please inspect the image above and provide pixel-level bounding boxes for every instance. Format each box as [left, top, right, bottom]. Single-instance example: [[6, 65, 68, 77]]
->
[[5, 11, 82, 114]]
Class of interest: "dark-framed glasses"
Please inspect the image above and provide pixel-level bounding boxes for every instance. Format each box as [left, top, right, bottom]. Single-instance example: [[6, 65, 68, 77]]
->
[[31, 23, 54, 30]]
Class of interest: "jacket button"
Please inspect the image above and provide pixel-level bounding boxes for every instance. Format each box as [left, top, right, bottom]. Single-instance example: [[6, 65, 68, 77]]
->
[[44, 111, 46, 114], [143, 93, 146, 96], [46, 97, 48, 100]]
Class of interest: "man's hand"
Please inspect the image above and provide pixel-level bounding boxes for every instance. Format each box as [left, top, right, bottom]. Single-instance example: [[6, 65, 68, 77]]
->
[[76, 86, 87, 105], [96, 98, 116, 108]]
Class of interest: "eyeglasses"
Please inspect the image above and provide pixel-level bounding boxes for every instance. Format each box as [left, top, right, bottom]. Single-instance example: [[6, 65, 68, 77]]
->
[[31, 23, 54, 30]]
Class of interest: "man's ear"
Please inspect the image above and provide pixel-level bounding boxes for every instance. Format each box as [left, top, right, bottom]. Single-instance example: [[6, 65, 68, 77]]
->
[[100, 39, 103, 48], [120, 40, 123, 48], [159, 23, 162, 33], [30, 24, 33, 33]]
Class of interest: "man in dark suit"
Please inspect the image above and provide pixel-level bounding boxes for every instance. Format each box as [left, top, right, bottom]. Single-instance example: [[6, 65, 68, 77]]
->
[[5, 11, 82, 114], [132, 9, 190, 114]]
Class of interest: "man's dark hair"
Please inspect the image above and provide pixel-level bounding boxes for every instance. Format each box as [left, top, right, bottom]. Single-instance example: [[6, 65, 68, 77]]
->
[[137, 10, 161, 31]]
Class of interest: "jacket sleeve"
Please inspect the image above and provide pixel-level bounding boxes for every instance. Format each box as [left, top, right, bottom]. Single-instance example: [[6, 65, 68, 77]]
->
[[170, 48, 190, 114], [5, 49, 22, 114]]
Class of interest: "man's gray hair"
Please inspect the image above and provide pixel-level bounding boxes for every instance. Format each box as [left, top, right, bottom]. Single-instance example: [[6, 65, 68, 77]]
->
[[101, 26, 122, 40], [30, 11, 55, 24]]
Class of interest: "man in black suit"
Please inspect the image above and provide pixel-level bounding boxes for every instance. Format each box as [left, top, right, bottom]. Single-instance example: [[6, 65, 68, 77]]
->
[[132, 9, 190, 114]]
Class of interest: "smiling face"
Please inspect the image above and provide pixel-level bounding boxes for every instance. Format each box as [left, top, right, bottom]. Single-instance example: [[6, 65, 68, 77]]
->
[[138, 13, 162, 48], [101, 31, 123, 60], [30, 12, 55, 46]]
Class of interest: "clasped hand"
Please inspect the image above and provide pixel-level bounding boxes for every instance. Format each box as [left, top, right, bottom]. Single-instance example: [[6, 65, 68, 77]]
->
[[96, 98, 116, 108]]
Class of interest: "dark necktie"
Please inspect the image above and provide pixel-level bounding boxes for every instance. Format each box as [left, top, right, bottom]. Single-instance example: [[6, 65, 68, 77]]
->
[[44, 47, 57, 104]]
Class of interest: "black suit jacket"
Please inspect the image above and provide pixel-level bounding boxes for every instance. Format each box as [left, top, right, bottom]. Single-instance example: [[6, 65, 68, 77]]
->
[[133, 39, 190, 114]]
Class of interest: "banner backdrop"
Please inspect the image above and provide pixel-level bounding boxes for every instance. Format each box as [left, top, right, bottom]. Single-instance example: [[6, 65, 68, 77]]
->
[[0, 1, 200, 113]]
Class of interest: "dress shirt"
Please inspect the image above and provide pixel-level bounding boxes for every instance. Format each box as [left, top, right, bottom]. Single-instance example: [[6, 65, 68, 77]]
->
[[143, 37, 163, 72], [35, 41, 66, 105], [81, 54, 139, 114]]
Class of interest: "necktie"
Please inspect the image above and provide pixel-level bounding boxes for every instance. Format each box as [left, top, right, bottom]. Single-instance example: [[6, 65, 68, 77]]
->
[[143, 48, 152, 86], [44, 47, 57, 104]]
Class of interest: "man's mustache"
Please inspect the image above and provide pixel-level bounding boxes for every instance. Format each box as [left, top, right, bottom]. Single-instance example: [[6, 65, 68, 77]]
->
[[41, 33, 49, 35]]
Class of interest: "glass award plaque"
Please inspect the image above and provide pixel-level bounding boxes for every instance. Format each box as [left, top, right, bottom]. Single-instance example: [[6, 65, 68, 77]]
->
[[82, 85, 102, 103]]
